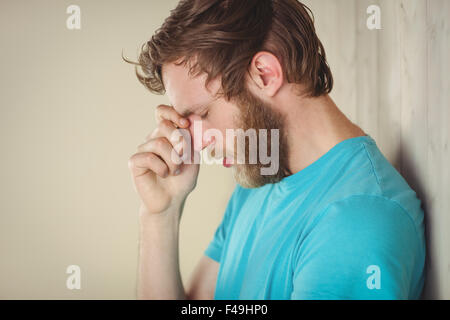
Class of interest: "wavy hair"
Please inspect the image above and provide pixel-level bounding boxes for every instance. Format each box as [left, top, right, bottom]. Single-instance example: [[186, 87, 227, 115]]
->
[[125, 0, 333, 100]]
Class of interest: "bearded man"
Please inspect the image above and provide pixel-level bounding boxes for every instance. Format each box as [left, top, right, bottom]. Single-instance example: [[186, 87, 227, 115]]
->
[[127, 0, 425, 300]]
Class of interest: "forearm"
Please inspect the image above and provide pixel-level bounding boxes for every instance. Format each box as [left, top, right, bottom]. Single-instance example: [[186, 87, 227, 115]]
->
[[137, 204, 186, 300]]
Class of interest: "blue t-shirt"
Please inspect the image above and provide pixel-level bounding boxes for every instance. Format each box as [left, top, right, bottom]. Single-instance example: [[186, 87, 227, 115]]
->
[[204, 135, 425, 300]]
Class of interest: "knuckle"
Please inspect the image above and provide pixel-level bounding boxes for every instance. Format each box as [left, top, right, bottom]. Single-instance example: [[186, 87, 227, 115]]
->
[[127, 158, 135, 169], [144, 153, 155, 163], [128, 154, 139, 169], [149, 128, 160, 139], [155, 105, 165, 119], [159, 119, 173, 130], [154, 137, 168, 149], [157, 166, 168, 177], [136, 142, 146, 152], [166, 157, 176, 169], [156, 104, 169, 113]]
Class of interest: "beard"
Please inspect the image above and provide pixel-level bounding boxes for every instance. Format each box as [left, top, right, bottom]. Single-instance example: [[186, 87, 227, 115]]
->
[[229, 88, 291, 189]]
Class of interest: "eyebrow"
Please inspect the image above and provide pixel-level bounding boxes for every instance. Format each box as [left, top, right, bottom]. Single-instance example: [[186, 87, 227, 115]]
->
[[178, 103, 207, 117], [175, 96, 218, 117], [179, 108, 195, 118]]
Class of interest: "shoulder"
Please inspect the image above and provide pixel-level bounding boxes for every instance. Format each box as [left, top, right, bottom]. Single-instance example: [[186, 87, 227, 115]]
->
[[309, 195, 424, 256], [293, 194, 425, 299]]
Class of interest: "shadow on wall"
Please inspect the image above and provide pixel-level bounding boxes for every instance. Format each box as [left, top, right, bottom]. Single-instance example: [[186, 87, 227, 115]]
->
[[395, 142, 432, 300]]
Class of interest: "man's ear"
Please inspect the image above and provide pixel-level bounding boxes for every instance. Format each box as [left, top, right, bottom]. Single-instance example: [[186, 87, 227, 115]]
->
[[248, 51, 283, 97]]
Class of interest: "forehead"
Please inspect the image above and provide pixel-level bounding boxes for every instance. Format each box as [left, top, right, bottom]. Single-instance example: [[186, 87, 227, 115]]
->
[[161, 61, 220, 114]]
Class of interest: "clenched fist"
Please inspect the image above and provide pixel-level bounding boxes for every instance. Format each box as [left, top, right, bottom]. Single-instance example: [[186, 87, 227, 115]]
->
[[128, 105, 200, 215]]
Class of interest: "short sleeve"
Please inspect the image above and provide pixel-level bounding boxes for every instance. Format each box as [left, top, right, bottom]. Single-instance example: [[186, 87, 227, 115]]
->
[[291, 195, 425, 300], [204, 185, 241, 263]]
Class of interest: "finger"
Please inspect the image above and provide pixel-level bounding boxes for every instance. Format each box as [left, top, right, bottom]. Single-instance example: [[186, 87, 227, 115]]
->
[[155, 104, 190, 128], [128, 152, 169, 179], [137, 137, 183, 175], [145, 119, 177, 141], [145, 120, 192, 161]]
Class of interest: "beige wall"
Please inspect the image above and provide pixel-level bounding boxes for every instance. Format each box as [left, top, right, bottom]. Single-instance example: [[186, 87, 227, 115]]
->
[[0, 0, 234, 299], [0, 0, 448, 299]]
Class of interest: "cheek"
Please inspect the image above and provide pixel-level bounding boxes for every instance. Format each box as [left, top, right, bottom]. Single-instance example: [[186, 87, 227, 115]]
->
[[211, 112, 239, 131]]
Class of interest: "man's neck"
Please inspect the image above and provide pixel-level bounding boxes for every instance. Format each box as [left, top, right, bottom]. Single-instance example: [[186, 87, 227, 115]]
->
[[281, 94, 366, 175]]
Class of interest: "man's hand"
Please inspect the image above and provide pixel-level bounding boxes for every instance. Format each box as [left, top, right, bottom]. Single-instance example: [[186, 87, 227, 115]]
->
[[128, 104, 200, 215]]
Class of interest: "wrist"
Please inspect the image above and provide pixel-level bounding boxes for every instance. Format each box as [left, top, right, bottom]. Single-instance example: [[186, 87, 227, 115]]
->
[[138, 199, 184, 225]]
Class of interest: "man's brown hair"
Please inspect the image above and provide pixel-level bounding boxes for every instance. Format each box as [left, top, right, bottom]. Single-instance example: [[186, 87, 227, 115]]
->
[[129, 0, 333, 100]]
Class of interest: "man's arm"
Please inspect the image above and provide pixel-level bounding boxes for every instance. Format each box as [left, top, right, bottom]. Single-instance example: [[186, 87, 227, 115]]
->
[[137, 204, 219, 300], [186, 255, 219, 299], [129, 104, 205, 299], [137, 204, 185, 299]]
